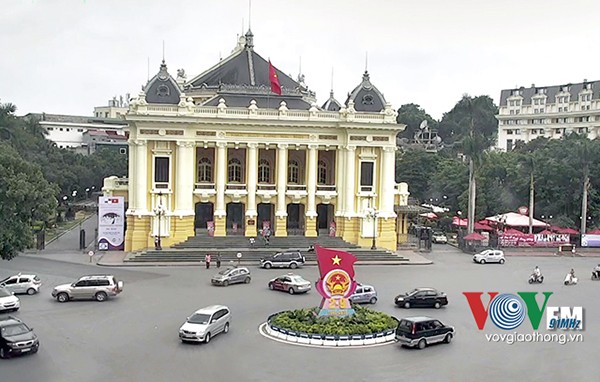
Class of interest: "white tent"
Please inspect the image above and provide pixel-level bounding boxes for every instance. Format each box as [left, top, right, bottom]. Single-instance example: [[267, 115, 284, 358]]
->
[[485, 212, 548, 227]]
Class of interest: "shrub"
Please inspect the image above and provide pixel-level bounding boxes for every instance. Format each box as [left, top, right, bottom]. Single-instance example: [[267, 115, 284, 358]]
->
[[270, 305, 398, 336]]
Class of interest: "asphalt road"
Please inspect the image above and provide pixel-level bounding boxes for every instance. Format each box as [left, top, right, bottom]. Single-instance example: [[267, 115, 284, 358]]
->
[[0, 246, 598, 382]]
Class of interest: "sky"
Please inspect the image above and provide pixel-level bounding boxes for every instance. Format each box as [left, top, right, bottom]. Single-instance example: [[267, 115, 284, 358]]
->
[[2, 0, 600, 120]]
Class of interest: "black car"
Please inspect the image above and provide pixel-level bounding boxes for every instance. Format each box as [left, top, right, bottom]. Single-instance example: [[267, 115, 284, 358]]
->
[[394, 287, 448, 309], [260, 251, 305, 269], [0, 316, 39, 359], [395, 316, 454, 349]]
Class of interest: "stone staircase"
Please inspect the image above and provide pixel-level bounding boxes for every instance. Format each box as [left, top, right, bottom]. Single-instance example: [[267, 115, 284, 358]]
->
[[125, 235, 407, 264]]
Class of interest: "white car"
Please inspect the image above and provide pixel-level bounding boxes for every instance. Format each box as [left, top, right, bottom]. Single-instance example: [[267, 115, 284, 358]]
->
[[432, 232, 448, 244], [0, 287, 20, 312], [179, 305, 231, 344], [473, 249, 505, 264], [0, 274, 42, 295]]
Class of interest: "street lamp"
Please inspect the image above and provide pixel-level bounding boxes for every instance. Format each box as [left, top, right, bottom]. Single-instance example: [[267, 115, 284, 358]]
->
[[153, 192, 165, 250], [368, 196, 378, 250]]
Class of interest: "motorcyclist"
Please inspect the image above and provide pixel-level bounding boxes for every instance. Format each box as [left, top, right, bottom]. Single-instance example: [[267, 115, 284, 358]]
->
[[531, 266, 542, 281], [593, 264, 600, 279]]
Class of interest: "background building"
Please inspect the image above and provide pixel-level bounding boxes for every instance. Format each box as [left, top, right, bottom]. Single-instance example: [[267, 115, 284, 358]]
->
[[496, 80, 600, 150], [103, 31, 409, 252]]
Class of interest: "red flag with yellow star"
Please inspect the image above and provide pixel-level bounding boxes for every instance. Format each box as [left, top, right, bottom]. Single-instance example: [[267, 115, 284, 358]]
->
[[315, 245, 358, 299], [268, 60, 282, 95]]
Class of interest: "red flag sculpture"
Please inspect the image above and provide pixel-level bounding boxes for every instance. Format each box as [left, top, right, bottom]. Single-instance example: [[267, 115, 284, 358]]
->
[[268, 60, 282, 95], [314, 245, 358, 317]]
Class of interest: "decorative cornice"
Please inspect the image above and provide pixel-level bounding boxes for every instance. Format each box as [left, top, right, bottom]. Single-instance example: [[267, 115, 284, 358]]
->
[[176, 141, 196, 148]]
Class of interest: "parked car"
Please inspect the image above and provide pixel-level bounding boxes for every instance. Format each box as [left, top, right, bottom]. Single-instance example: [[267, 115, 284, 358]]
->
[[211, 267, 251, 286], [0, 274, 41, 295], [0, 316, 39, 359], [268, 273, 311, 294], [349, 284, 378, 304], [473, 249, 505, 264], [431, 232, 448, 244], [0, 288, 19, 313], [260, 251, 306, 269], [395, 316, 454, 349], [394, 287, 448, 309], [179, 305, 231, 344], [51, 275, 123, 303]]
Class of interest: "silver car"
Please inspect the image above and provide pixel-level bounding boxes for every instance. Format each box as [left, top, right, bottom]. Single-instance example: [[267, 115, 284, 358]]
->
[[349, 284, 378, 304], [0, 274, 41, 295], [211, 267, 251, 286], [473, 249, 505, 264], [179, 305, 231, 344], [51, 275, 123, 302]]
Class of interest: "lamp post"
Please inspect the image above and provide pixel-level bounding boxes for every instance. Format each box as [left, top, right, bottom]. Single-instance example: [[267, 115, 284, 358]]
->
[[153, 192, 165, 250], [369, 196, 378, 250]]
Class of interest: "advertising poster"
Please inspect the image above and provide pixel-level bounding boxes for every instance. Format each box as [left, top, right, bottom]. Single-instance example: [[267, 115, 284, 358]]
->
[[98, 196, 125, 251], [499, 233, 569, 247], [582, 234, 600, 247]]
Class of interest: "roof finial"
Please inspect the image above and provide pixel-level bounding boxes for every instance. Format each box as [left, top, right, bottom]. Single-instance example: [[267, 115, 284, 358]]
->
[[248, 0, 252, 30], [162, 40, 166, 65], [330, 67, 334, 96], [365, 51, 368, 73], [147, 56, 150, 82], [242, 18, 244, 35]]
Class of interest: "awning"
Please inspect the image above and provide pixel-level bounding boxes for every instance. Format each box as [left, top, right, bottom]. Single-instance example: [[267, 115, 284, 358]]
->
[[464, 232, 486, 241], [485, 212, 548, 227]]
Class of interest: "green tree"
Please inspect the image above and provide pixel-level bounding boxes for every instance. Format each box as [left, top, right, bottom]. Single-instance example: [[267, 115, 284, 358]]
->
[[395, 148, 440, 202], [0, 143, 58, 260], [438, 95, 498, 147], [396, 103, 437, 139]]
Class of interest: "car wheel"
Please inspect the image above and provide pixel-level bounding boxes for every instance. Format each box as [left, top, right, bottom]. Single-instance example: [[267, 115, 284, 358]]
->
[[499, 259, 505, 264], [434, 302, 441, 309], [290, 262, 298, 269], [204, 332, 211, 344], [369, 297, 377, 304], [27, 288, 36, 295], [444, 334, 453, 344], [244, 277, 251, 284], [479, 259, 486, 264], [224, 323, 229, 334], [57, 292, 69, 303], [264, 263, 272, 269], [95, 292, 108, 302], [223, 280, 229, 287], [288, 287, 295, 295], [0, 347, 8, 359], [268, 283, 274, 290], [417, 339, 427, 349], [404, 302, 410, 309]]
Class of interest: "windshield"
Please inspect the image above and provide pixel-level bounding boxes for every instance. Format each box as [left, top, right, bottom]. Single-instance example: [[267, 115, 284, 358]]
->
[[1, 324, 30, 337], [218, 269, 232, 276], [290, 276, 307, 284], [188, 313, 211, 325], [0, 277, 9, 284], [0, 288, 12, 297], [407, 289, 418, 296]]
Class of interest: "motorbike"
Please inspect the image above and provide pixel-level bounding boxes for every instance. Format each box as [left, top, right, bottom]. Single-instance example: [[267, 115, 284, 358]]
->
[[592, 270, 600, 280], [564, 273, 578, 285], [528, 273, 544, 284]]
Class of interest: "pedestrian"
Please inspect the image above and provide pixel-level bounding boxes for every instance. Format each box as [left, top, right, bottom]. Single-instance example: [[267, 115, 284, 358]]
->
[[216, 253, 221, 268], [205, 253, 211, 269]]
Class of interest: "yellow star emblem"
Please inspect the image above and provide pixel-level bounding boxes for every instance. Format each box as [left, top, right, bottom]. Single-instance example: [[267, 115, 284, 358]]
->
[[332, 255, 341, 265]]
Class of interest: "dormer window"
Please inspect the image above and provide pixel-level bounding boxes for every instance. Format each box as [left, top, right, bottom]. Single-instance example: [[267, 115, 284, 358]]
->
[[362, 94, 374, 105], [157, 85, 170, 97]]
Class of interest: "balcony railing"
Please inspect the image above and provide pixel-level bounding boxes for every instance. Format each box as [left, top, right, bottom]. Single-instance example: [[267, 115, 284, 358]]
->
[[257, 183, 276, 191], [226, 183, 247, 191], [195, 182, 215, 190], [316, 184, 336, 192], [287, 184, 307, 192]]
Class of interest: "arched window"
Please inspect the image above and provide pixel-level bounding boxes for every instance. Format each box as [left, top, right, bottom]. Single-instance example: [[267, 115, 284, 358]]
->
[[288, 160, 299, 184], [318, 160, 327, 184], [197, 157, 212, 182], [228, 158, 242, 183], [258, 159, 270, 183]]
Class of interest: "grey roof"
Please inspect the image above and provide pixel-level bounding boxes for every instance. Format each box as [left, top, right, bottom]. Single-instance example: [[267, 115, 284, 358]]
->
[[203, 93, 311, 110], [188, 30, 300, 92], [321, 90, 342, 111], [499, 80, 599, 106], [145, 60, 181, 105], [345, 71, 386, 112]]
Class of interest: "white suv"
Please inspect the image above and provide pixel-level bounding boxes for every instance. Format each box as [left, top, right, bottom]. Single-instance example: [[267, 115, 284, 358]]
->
[[0, 274, 41, 295], [179, 305, 231, 344], [473, 249, 505, 264]]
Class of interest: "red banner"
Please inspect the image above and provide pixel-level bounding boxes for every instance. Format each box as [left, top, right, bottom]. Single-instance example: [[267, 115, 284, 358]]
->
[[207, 221, 215, 237], [499, 233, 570, 247]]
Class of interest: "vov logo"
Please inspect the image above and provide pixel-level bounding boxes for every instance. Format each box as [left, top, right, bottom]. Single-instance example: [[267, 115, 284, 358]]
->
[[463, 292, 583, 331]]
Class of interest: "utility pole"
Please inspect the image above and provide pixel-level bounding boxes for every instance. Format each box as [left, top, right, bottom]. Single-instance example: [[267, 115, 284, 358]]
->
[[528, 169, 534, 234], [581, 167, 590, 238]]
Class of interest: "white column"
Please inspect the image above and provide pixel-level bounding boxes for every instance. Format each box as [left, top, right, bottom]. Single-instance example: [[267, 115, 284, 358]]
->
[[306, 144, 318, 218], [380, 146, 397, 217], [344, 145, 356, 216], [246, 143, 258, 217], [215, 142, 227, 217], [135, 140, 148, 212], [175, 141, 195, 215], [276, 143, 288, 217], [127, 140, 136, 213], [335, 147, 345, 216]]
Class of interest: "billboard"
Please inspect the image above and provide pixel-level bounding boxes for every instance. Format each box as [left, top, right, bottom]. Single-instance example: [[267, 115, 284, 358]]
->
[[98, 196, 125, 251], [581, 234, 600, 247], [499, 233, 570, 247]]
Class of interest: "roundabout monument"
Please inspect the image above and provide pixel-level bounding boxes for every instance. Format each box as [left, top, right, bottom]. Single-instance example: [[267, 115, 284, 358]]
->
[[260, 246, 399, 348]]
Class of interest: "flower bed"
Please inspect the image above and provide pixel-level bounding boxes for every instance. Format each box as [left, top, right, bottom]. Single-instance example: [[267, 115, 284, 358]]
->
[[268, 306, 398, 338]]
